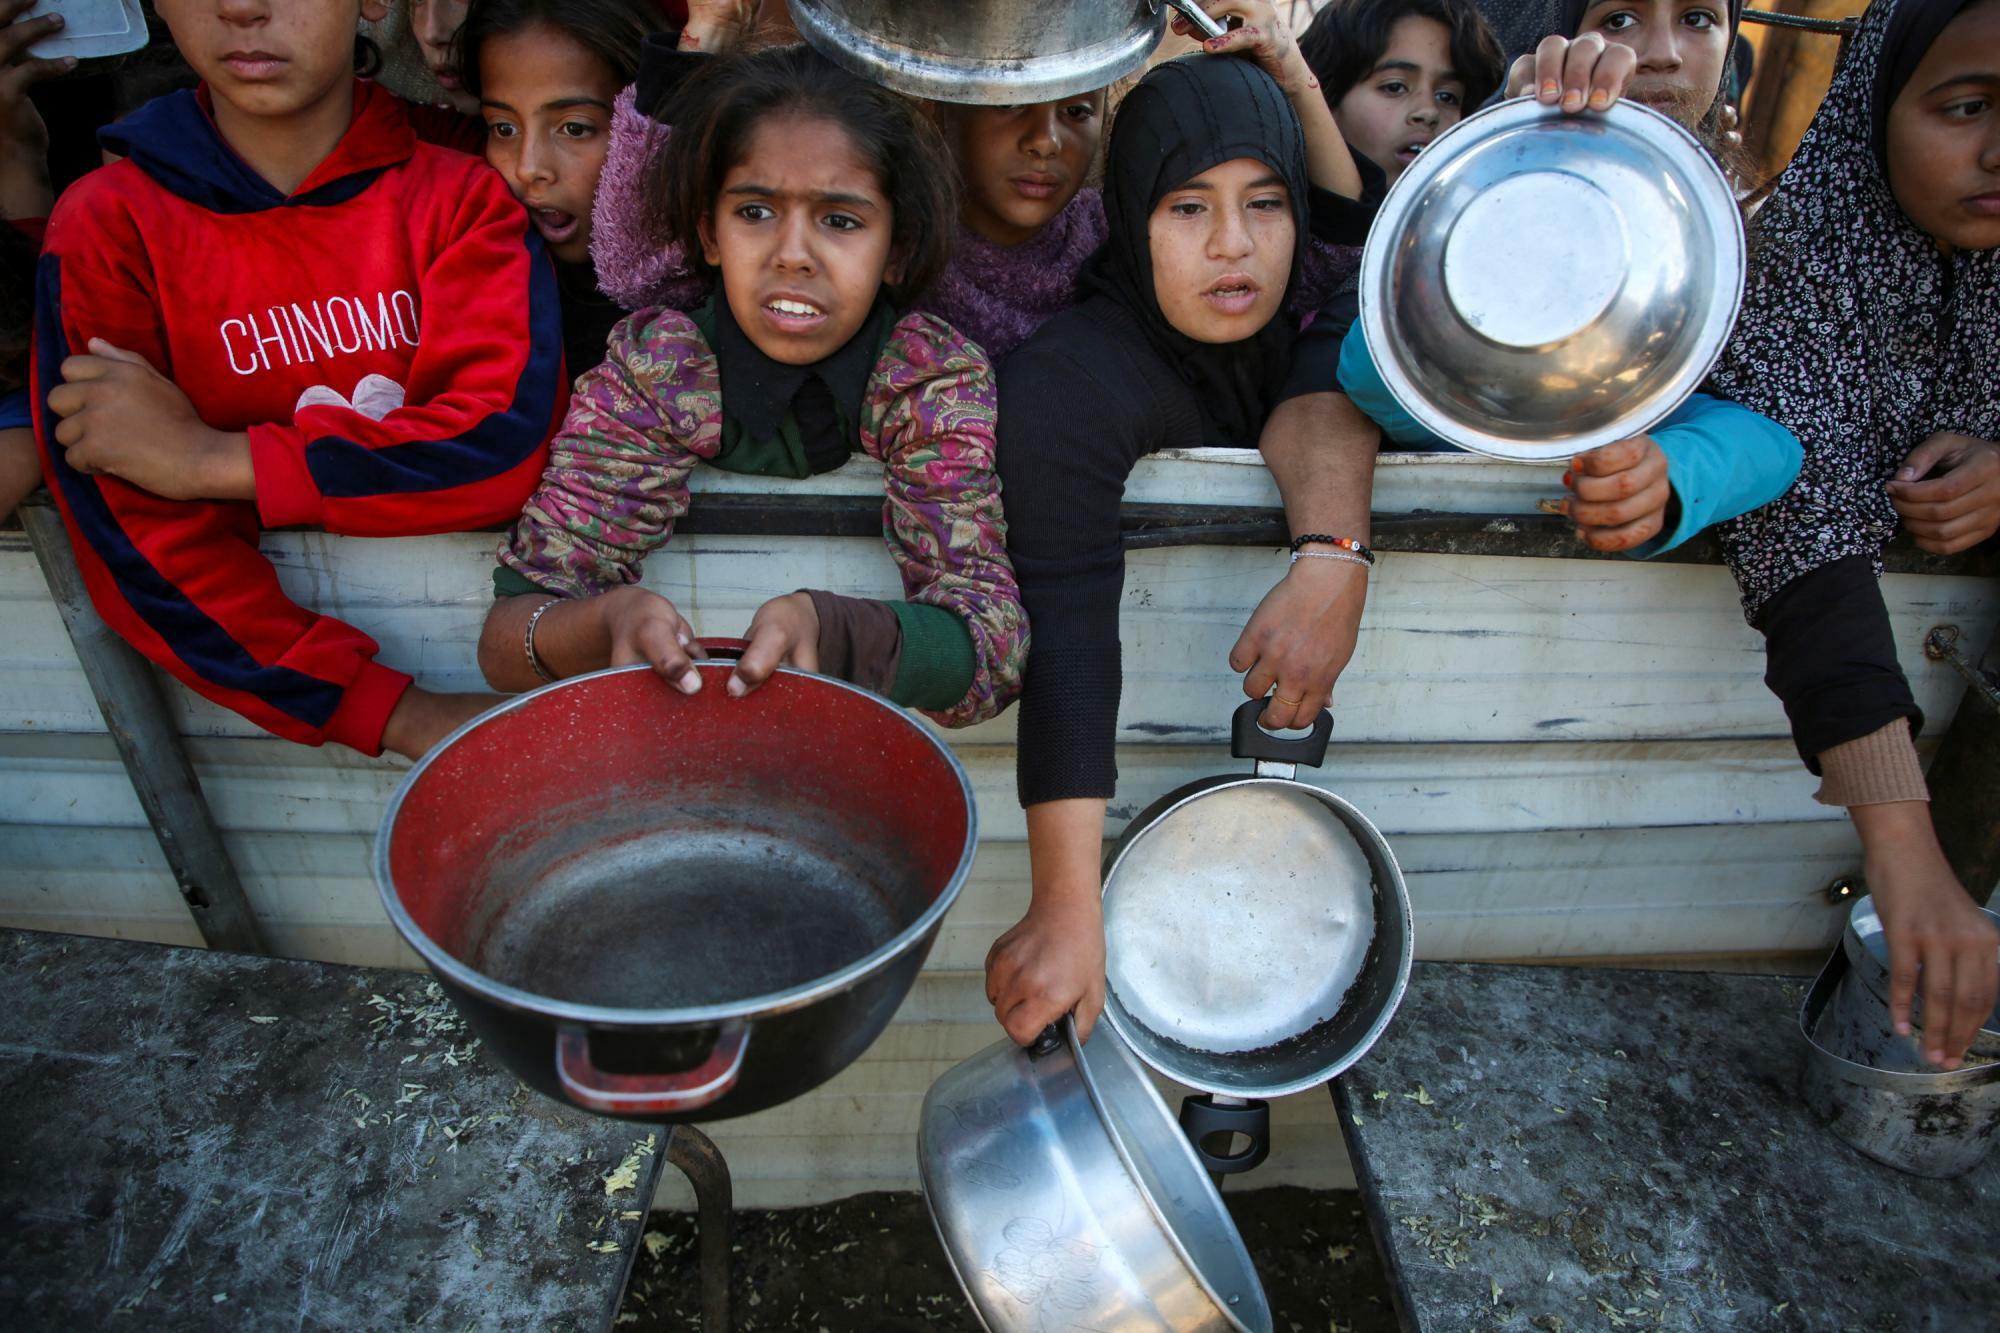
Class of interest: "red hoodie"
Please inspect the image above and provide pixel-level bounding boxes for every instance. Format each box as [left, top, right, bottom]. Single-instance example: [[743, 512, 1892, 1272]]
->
[[32, 81, 565, 754]]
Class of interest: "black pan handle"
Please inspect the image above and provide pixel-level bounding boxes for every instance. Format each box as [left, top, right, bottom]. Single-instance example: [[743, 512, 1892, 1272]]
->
[[1230, 697, 1334, 769], [1027, 1023, 1065, 1059], [1179, 1094, 1271, 1175]]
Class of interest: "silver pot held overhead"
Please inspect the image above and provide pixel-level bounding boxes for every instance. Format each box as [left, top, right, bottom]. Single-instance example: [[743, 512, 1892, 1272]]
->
[[792, 0, 1225, 104]]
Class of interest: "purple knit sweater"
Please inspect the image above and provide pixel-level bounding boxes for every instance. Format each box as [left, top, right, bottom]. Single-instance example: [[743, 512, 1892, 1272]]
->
[[589, 88, 1361, 360]]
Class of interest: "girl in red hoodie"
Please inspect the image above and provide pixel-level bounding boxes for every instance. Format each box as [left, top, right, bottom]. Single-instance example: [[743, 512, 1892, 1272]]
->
[[35, 0, 567, 760]]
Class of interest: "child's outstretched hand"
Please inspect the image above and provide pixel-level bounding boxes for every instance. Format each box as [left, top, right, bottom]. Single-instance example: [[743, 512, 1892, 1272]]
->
[[1854, 802, 2000, 1070], [729, 591, 818, 698], [0, 0, 72, 221], [1887, 432, 2000, 555], [602, 585, 709, 693], [985, 895, 1108, 1047], [1559, 436, 1671, 552], [681, 1, 758, 52], [49, 340, 253, 501], [1504, 32, 1638, 113], [1174, 0, 1312, 96]]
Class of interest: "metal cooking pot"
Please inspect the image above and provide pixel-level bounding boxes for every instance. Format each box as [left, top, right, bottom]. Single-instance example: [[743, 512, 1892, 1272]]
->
[[1099, 699, 1413, 1169], [373, 645, 974, 1123], [792, 0, 1224, 104], [918, 1017, 1272, 1332]]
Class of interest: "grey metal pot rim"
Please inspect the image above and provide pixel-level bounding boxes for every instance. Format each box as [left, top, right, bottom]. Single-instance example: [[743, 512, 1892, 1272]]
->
[[371, 661, 977, 1029], [791, 0, 1163, 105], [1798, 946, 2000, 1093], [1066, 1016, 1265, 1332], [1102, 775, 1416, 1099]]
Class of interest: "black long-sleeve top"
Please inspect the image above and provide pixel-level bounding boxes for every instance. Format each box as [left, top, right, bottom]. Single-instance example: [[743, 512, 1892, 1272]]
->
[[1753, 555, 1923, 770]]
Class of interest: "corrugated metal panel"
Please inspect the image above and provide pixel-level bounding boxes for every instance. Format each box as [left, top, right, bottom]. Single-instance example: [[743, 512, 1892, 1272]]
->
[[3, 451, 1993, 1203]]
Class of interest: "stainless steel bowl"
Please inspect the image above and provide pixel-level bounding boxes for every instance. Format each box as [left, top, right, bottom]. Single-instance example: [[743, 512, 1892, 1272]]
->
[[1360, 97, 1745, 462], [918, 1018, 1272, 1332], [791, 0, 1222, 105]]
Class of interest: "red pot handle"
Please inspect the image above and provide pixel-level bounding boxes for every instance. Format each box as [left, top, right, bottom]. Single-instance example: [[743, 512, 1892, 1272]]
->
[[555, 1022, 748, 1116], [696, 637, 750, 661]]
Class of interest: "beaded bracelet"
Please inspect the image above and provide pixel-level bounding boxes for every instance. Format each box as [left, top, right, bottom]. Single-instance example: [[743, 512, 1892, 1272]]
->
[[1290, 549, 1372, 572], [1288, 533, 1375, 565], [523, 596, 562, 684]]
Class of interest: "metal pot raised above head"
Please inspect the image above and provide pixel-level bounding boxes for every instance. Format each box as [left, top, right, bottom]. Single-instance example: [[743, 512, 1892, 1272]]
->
[[373, 646, 975, 1123], [791, 0, 1224, 104]]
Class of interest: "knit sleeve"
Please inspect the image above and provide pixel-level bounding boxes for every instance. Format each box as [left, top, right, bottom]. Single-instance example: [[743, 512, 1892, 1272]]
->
[[860, 312, 1027, 728], [1751, 555, 1923, 771], [998, 310, 1193, 806], [498, 308, 724, 599], [588, 86, 710, 312]]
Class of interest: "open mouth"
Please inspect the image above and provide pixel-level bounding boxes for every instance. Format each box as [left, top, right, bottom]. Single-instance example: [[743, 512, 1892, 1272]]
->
[[530, 208, 580, 246], [761, 296, 828, 333], [1395, 139, 1432, 165], [1201, 276, 1262, 315], [431, 66, 463, 91]]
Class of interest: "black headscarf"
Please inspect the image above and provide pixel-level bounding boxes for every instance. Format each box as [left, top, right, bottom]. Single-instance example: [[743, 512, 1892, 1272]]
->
[[1872, 0, 1977, 168], [1709, 0, 2000, 618], [1080, 54, 1310, 449]]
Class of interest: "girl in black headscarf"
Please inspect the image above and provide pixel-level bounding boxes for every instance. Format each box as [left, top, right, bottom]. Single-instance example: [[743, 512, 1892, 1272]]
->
[[1713, 0, 2000, 1070], [984, 51, 1362, 1047]]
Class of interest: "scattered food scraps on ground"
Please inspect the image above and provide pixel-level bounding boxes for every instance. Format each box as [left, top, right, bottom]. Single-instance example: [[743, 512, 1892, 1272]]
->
[[603, 1133, 659, 1197]]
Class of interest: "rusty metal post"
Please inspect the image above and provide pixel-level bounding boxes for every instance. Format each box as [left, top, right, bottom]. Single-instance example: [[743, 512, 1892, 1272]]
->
[[665, 1124, 734, 1333], [21, 499, 267, 952], [1924, 625, 2000, 906]]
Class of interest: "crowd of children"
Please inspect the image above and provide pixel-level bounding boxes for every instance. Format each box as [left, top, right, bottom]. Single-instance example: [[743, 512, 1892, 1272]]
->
[[10, 0, 1998, 1067]]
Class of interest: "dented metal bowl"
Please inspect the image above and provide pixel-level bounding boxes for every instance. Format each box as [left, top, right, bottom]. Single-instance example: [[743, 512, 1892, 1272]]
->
[[1360, 97, 1745, 462]]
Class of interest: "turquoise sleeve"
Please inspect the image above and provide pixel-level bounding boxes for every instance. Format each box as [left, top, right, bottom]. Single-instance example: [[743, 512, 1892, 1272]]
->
[[1336, 322, 1454, 450], [1632, 394, 1803, 558]]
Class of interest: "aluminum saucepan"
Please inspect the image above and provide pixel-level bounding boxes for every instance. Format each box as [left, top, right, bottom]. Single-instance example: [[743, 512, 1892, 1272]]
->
[[373, 643, 975, 1123], [1100, 699, 1413, 1157], [919, 1017, 1272, 1332], [791, 0, 1223, 104]]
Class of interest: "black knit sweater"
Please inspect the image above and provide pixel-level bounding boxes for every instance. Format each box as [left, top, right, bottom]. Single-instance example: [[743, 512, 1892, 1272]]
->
[[998, 296, 1208, 806]]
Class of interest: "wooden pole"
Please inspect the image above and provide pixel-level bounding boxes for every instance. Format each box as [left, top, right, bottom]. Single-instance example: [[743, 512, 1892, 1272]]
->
[[21, 499, 268, 953]]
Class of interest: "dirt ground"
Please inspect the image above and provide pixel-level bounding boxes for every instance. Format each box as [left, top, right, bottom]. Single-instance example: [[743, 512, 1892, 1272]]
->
[[620, 1186, 1399, 1331]]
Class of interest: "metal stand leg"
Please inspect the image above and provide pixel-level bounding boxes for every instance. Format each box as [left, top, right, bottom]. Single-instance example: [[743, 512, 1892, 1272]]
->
[[666, 1125, 733, 1333]]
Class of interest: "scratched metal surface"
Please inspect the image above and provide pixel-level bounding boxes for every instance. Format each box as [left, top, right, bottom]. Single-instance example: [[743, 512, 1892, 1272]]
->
[[0, 929, 665, 1331], [1334, 962, 2000, 1331]]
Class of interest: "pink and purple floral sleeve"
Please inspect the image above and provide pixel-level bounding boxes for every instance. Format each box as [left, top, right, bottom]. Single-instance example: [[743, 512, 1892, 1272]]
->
[[863, 313, 1029, 728], [498, 309, 724, 598]]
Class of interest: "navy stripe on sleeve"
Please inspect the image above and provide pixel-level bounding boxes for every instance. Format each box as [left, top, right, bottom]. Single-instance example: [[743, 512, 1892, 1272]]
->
[[35, 257, 346, 728], [301, 230, 562, 498]]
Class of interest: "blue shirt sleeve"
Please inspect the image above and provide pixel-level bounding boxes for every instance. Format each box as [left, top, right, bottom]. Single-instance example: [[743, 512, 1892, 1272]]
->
[[1335, 321, 1456, 451], [1633, 392, 1802, 557]]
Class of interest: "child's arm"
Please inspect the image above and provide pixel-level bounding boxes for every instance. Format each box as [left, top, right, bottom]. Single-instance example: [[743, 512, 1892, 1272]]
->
[[247, 168, 568, 535], [1563, 395, 1803, 555], [54, 168, 568, 536], [860, 315, 1028, 728], [478, 311, 719, 692], [1180, 0, 1363, 199]]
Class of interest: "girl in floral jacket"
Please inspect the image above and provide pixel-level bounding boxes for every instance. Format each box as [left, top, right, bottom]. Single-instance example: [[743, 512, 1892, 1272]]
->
[[477, 42, 1025, 728]]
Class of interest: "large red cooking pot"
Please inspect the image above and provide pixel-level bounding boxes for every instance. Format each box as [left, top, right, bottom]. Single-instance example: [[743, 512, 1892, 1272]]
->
[[373, 646, 974, 1123]]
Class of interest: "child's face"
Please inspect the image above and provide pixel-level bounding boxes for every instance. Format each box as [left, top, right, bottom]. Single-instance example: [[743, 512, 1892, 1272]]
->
[[1575, 1, 1731, 128], [1885, 0, 2000, 254], [411, 0, 474, 107], [156, 0, 387, 119], [1332, 16, 1467, 183], [1145, 156, 1295, 344], [955, 93, 1106, 247], [479, 24, 621, 266], [699, 115, 902, 366]]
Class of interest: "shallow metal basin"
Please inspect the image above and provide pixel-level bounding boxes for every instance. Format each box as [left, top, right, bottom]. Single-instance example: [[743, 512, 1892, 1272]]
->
[[1360, 97, 1745, 461]]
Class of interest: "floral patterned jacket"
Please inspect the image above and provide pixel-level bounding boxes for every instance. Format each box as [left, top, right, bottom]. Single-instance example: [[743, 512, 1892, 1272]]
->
[[498, 307, 1027, 728]]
